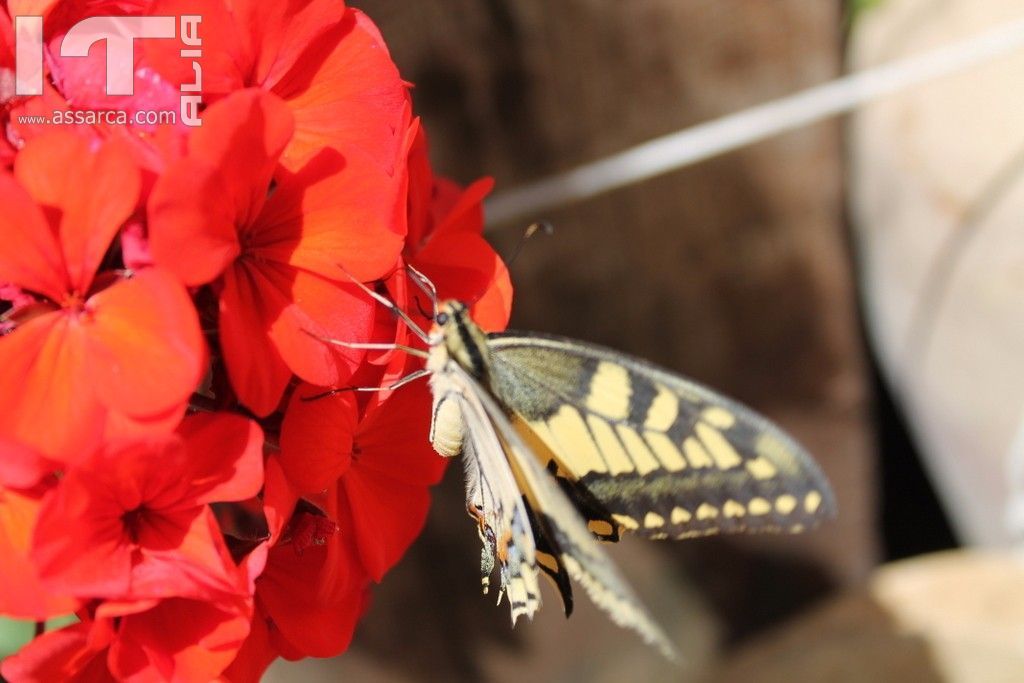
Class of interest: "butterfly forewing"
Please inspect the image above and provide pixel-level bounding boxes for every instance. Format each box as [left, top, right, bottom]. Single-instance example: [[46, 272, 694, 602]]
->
[[485, 332, 837, 540]]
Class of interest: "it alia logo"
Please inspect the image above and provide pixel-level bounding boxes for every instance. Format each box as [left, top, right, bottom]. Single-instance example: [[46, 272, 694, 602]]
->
[[13, 14, 204, 126]]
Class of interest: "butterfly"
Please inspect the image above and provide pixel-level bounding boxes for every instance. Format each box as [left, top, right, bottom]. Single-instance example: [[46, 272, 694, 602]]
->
[[334, 266, 836, 659]]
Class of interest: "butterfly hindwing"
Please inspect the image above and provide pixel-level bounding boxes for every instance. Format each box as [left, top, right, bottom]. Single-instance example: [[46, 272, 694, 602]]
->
[[442, 386, 542, 624], [450, 363, 678, 659], [485, 332, 837, 541]]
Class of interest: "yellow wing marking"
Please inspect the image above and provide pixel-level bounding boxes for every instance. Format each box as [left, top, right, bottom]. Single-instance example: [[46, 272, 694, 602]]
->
[[614, 425, 660, 476], [748, 497, 772, 515], [643, 431, 688, 472], [670, 507, 692, 524], [643, 512, 665, 528], [775, 495, 798, 515], [701, 407, 736, 429], [586, 415, 635, 475], [643, 384, 678, 431], [683, 436, 714, 468], [805, 491, 823, 514], [696, 503, 719, 520], [612, 513, 639, 530], [745, 456, 778, 480], [585, 361, 632, 421], [541, 406, 609, 475], [694, 423, 743, 470], [722, 500, 746, 518]]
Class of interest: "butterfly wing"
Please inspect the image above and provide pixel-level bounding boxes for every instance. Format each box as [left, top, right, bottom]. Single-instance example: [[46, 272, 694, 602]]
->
[[448, 362, 679, 659], [441, 377, 543, 625], [485, 332, 837, 540]]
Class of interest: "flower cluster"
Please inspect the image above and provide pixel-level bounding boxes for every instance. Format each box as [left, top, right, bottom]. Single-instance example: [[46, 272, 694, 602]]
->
[[0, 1, 512, 680]]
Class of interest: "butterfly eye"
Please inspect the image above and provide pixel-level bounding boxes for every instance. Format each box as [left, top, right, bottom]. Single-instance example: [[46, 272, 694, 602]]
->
[[436, 312, 450, 326]]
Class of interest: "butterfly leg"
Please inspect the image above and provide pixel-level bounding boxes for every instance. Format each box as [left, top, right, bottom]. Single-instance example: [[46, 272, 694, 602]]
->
[[302, 328, 430, 359], [301, 369, 430, 401], [337, 267, 432, 343]]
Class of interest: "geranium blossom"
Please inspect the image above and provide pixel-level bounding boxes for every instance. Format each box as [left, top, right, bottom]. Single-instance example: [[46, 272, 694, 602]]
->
[[0, 132, 204, 460], [0, 440, 77, 620], [148, 88, 404, 415], [0, 2, 514, 680], [280, 378, 445, 582], [31, 413, 264, 601], [1, 595, 253, 682]]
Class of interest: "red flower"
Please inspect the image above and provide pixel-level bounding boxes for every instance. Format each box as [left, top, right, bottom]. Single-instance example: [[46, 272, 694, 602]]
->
[[148, 88, 405, 415], [0, 132, 204, 460], [30, 413, 264, 601], [255, 528, 370, 660], [1, 596, 252, 683], [0, 440, 78, 620], [216, 612, 277, 682], [404, 122, 513, 332], [280, 376, 445, 582], [143, 0, 410, 174]]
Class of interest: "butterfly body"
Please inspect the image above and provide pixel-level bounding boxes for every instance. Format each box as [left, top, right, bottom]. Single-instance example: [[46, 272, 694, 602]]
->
[[422, 299, 836, 658]]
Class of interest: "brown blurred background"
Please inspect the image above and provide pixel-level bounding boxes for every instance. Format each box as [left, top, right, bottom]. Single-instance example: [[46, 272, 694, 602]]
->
[[266, 1, 1024, 680]]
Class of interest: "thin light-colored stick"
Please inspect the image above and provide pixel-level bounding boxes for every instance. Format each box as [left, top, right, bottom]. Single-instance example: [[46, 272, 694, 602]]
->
[[484, 17, 1024, 227]]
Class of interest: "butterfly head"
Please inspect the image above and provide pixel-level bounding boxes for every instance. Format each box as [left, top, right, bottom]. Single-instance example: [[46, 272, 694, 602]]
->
[[429, 300, 490, 378]]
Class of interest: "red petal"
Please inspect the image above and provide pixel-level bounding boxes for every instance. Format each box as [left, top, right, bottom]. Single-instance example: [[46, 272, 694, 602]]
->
[[32, 432, 250, 601], [148, 89, 293, 287], [432, 177, 494, 236], [133, 509, 245, 600], [253, 147, 405, 283], [0, 172, 67, 302], [216, 612, 278, 683], [85, 269, 205, 418], [343, 471, 433, 582], [261, 456, 297, 545], [271, 271, 376, 387], [45, 4, 182, 122], [269, 9, 411, 175], [175, 413, 265, 505], [340, 382, 445, 580], [279, 386, 357, 495], [14, 134, 140, 295], [403, 120, 433, 250], [103, 400, 188, 445], [0, 621, 113, 683], [110, 597, 251, 683], [7, 1, 61, 17], [0, 311, 105, 460], [188, 89, 293, 223], [219, 263, 299, 416], [31, 467, 135, 597], [144, 0, 251, 96], [0, 486, 80, 619], [355, 380, 446, 487], [415, 230, 514, 331], [147, 158, 242, 286], [257, 539, 368, 658], [0, 438, 53, 490], [233, 0, 346, 90]]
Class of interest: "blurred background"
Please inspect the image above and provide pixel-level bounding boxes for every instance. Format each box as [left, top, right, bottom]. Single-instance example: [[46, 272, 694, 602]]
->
[[268, 0, 1024, 680]]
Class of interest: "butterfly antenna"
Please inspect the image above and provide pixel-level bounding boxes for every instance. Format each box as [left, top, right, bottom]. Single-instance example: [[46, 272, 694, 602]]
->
[[505, 220, 554, 268], [406, 263, 439, 319], [336, 264, 431, 344]]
